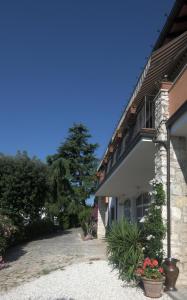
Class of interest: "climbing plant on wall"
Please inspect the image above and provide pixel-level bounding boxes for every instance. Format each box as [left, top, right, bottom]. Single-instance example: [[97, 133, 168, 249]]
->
[[140, 180, 166, 263]]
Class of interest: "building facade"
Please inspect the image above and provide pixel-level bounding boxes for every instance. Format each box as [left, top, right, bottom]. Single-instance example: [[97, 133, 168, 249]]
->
[[96, 0, 187, 285]]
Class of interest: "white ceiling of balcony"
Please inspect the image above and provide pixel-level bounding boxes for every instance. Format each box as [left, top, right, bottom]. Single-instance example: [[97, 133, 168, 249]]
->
[[96, 138, 155, 198]]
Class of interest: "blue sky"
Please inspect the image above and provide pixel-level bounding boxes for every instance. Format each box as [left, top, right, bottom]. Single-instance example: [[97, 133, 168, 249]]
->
[[0, 0, 174, 161]]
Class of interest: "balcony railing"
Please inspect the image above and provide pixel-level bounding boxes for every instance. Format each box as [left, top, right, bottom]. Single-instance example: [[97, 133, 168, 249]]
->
[[98, 96, 155, 182], [116, 95, 155, 160]]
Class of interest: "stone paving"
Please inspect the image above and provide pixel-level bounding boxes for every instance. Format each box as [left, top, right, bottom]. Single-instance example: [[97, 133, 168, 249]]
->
[[0, 228, 106, 292], [167, 288, 187, 300]]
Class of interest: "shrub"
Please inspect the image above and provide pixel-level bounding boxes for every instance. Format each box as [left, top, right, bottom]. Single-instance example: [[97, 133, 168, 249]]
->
[[58, 213, 70, 230], [68, 213, 79, 228], [141, 180, 166, 263], [0, 214, 17, 255], [0, 152, 49, 228], [0, 236, 7, 257], [106, 218, 143, 282], [24, 219, 56, 240], [78, 207, 92, 235], [78, 205, 98, 237]]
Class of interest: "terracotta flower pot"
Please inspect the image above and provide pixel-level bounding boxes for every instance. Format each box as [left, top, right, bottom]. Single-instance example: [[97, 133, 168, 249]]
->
[[142, 277, 164, 298]]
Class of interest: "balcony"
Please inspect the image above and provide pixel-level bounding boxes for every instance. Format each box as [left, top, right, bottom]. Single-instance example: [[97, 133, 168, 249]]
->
[[97, 96, 156, 188]]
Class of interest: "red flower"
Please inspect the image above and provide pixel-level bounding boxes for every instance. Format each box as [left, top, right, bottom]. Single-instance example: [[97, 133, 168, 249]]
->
[[143, 257, 151, 269], [152, 259, 158, 267], [140, 258, 164, 279]]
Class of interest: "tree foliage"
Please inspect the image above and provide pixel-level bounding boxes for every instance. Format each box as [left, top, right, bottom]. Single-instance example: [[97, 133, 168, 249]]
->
[[0, 123, 98, 253], [47, 123, 99, 225], [57, 123, 98, 204], [0, 152, 49, 227]]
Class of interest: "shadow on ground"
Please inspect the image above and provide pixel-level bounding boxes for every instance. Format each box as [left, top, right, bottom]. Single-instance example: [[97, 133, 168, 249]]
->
[[5, 229, 72, 263], [5, 245, 27, 263]]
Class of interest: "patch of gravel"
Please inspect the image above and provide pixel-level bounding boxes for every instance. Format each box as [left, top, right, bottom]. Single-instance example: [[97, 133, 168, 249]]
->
[[0, 228, 106, 292], [0, 260, 171, 300]]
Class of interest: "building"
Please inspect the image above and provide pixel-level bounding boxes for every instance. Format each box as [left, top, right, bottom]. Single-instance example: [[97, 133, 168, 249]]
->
[[96, 0, 187, 285]]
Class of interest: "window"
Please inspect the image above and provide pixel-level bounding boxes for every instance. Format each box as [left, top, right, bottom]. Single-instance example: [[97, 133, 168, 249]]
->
[[124, 199, 131, 221], [136, 193, 150, 222]]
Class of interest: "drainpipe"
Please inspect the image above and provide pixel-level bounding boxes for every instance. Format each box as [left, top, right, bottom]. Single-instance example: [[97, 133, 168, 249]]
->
[[167, 127, 171, 258], [164, 126, 180, 292]]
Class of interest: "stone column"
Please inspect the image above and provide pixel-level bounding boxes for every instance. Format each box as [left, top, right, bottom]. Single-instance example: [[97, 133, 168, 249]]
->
[[97, 197, 108, 239], [154, 82, 172, 256], [154, 84, 171, 188]]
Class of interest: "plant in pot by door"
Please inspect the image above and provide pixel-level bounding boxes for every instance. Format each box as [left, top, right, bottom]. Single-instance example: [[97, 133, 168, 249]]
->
[[136, 257, 164, 298]]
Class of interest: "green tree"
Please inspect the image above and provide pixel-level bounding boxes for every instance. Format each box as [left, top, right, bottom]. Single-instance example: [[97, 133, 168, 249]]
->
[[46, 157, 73, 226], [0, 152, 49, 227], [58, 123, 98, 205], [47, 123, 98, 224]]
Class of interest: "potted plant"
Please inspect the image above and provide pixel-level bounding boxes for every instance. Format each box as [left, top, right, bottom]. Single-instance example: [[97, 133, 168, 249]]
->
[[136, 257, 164, 298]]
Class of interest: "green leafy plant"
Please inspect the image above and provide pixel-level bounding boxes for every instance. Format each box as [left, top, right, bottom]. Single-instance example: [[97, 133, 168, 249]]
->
[[79, 206, 92, 235], [0, 152, 49, 228], [141, 180, 166, 263], [79, 205, 98, 237], [106, 218, 143, 282]]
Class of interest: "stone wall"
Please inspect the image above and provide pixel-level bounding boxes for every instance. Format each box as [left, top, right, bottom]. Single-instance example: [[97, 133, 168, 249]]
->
[[154, 84, 187, 285], [170, 136, 187, 285], [97, 197, 108, 239]]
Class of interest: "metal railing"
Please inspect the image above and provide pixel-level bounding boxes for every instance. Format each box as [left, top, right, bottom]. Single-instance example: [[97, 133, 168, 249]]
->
[[126, 95, 155, 146], [98, 95, 155, 184], [114, 95, 155, 163]]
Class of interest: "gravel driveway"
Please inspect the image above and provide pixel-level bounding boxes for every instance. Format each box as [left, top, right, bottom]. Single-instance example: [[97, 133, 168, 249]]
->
[[0, 228, 106, 292], [0, 260, 172, 300], [0, 228, 172, 300]]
